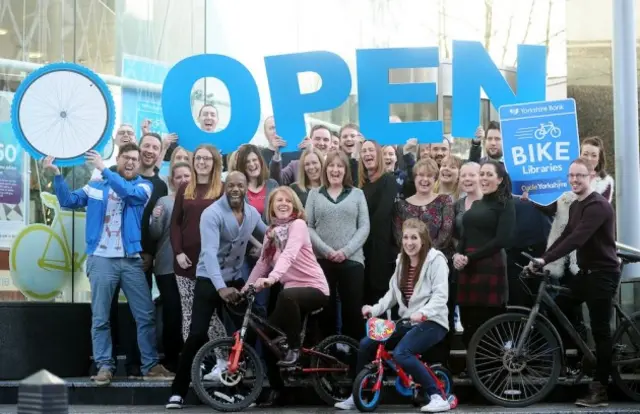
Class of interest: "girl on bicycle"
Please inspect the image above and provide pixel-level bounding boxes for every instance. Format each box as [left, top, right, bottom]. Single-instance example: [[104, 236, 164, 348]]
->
[[242, 186, 329, 405], [336, 218, 450, 413]]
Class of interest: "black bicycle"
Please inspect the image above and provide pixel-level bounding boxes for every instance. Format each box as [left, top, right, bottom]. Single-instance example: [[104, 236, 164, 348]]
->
[[190, 285, 359, 412], [466, 251, 640, 407]]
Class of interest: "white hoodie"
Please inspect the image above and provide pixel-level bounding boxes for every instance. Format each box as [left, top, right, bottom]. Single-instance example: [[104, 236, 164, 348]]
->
[[370, 248, 449, 331]]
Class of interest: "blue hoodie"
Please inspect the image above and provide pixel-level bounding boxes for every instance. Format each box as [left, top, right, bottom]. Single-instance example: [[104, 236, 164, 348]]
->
[[53, 168, 152, 256]]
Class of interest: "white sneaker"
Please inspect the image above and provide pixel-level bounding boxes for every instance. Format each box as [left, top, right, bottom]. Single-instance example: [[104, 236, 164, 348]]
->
[[165, 395, 184, 409], [203, 359, 228, 381], [335, 395, 356, 410], [454, 319, 464, 333], [421, 394, 450, 412]]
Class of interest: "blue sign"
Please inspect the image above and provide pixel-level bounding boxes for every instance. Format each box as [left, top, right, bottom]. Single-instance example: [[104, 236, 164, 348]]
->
[[122, 56, 170, 138], [500, 98, 580, 206], [162, 40, 547, 153]]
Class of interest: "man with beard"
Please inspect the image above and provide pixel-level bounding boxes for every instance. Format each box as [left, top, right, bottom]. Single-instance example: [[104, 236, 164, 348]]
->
[[429, 136, 451, 167], [166, 172, 266, 409], [44, 145, 174, 386], [469, 121, 503, 163]]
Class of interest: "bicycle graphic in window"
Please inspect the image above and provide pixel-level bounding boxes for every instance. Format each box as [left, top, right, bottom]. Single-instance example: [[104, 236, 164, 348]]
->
[[534, 122, 562, 140]]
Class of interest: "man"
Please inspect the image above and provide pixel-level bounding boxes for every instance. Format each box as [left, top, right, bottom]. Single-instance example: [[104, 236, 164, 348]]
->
[[270, 124, 333, 185], [429, 136, 451, 166], [528, 158, 620, 408], [166, 172, 266, 409], [469, 121, 503, 163], [198, 104, 218, 132], [43, 144, 173, 386], [259, 115, 300, 166]]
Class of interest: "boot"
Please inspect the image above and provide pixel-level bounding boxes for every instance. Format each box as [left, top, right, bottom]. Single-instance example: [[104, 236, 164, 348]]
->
[[257, 389, 282, 407], [575, 382, 608, 407], [277, 349, 300, 367]]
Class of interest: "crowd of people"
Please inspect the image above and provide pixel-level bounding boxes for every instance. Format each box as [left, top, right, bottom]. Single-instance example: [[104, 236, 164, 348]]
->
[[41, 104, 620, 411]]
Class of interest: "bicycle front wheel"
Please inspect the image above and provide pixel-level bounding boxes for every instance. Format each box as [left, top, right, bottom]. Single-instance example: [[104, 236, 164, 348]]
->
[[467, 313, 562, 407], [611, 311, 640, 401], [191, 337, 264, 412], [11, 62, 115, 166]]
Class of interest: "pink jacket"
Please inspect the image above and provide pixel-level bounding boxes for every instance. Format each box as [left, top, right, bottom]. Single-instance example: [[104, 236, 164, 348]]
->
[[247, 219, 329, 296]]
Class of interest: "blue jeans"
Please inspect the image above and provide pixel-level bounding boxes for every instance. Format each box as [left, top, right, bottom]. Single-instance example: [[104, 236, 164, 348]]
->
[[87, 256, 159, 374], [357, 320, 447, 396]]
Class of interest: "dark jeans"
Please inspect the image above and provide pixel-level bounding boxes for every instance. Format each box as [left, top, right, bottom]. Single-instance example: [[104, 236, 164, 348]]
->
[[109, 269, 153, 374], [357, 321, 447, 396], [460, 306, 503, 348], [319, 259, 365, 341], [155, 273, 184, 371], [555, 270, 620, 386], [264, 287, 328, 390], [171, 277, 245, 397]]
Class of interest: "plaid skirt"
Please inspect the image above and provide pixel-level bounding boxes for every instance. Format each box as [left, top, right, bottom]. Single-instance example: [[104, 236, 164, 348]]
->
[[457, 248, 508, 307]]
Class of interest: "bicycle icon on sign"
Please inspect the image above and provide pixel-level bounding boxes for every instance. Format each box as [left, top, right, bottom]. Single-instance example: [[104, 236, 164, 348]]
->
[[534, 122, 562, 140]]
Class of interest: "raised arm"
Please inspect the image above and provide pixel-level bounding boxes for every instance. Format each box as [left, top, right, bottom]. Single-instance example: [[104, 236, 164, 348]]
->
[[53, 175, 89, 209], [101, 169, 152, 206]]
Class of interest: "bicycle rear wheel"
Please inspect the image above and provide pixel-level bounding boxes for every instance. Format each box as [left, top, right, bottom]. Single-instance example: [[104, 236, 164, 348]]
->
[[467, 313, 562, 407], [191, 337, 264, 412], [11, 62, 115, 166], [611, 311, 640, 401], [310, 334, 359, 405]]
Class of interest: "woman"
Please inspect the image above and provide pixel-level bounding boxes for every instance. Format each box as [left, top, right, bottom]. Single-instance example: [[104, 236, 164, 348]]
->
[[360, 140, 402, 305], [170, 146, 191, 165], [169, 144, 227, 375], [453, 160, 515, 346], [243, 187, 329, 401], [306, 151, 370, 340], [290, 147, 324, 206], [580, 136, 614, 202], [235, 144, 278, 221], [394, 158, 455, 259], [335, 219, 450, 413], [149, 162, 192, 371], [435, 155, 462, 200]]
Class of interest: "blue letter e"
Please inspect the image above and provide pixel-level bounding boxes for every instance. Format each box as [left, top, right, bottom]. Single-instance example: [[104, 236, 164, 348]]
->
[[162, 54, 260, 154]]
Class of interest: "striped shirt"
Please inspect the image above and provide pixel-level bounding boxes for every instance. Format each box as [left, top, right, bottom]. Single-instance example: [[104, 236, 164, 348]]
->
[[401, 265, 417, 305]]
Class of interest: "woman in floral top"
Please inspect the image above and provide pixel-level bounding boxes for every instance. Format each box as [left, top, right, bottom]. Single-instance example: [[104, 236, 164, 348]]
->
[[394, 158, 455, 259]]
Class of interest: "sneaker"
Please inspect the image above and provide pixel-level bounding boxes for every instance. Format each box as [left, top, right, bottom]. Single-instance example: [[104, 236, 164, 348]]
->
[[203, 359, 228, 381], [335, 396, 356, 410], [143, 364, 175, 381], [575, 383, 608, 407], [421, 394, 451, 412], [166, 395, 184, 409], [454, 319, 464, 333], [91, 367, 113, 386]]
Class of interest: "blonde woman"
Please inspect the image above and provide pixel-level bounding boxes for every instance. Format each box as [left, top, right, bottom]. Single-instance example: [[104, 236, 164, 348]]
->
[[435, 155, 462, 200], [291, 147, 324, 206]]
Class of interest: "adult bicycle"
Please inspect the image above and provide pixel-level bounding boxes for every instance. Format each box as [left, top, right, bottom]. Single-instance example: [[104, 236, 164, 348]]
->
[[190, 285, 359, 412], [466, 251, 640, 407]]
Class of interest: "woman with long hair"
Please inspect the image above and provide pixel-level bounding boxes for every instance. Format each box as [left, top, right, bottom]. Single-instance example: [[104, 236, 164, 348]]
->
[[169, 144, 226, 375], [234, 144, 279, 221], [580, 136, 614, 202], [394, 158, 455, 259], [359, 140, 401, 305], [335, 219, 450, 412], [435, 155, 462, 200], [242, 186, 329, 404], [291, 147, 324, 206], [453, 160, 515, 346], [306, 150, 370, 340]]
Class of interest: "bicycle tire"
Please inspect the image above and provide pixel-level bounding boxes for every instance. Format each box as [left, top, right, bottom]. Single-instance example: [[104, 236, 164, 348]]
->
[[353, 365, 382, 412], [191, 337, 264, 412], [611, 310, 640, 401], [310, 334, 360, 405], [11, 62, 115, 166], [467, 313, 562, 407]]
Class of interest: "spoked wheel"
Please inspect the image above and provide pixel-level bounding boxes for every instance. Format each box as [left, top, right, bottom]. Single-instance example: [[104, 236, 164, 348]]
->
[[353, 365, 383, 412], [310, 334, 359, 405], [191, 337, 264, 412], [467, 313, 562, 407], [612, 311, 640, 401], [11, 62, 115, 166]]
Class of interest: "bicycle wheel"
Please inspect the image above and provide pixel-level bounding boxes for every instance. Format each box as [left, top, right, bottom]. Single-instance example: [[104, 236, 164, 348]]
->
[[11, 62, 115, 166], [611, 311, 640, 401], [353, 365, 383, 412], [310, 334, 359, 405], [191, 337, 264, 412], [467, 313, 562, 407]]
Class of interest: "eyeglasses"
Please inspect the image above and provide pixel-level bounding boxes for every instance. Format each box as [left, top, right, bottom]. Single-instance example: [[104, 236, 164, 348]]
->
[[120, 155, 139, 163], [195, 155, 214, 162], [117, 130, 135, 136], [567, 173, 589, 179]]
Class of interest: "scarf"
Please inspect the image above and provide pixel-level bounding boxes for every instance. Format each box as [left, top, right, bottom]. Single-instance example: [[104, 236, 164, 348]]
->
[[263, 214, 298, 262]]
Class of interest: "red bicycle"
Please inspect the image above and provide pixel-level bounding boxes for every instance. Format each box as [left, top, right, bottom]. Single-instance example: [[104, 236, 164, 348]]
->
[[352, 317, 458, 412], [191, 285, 358, 412]]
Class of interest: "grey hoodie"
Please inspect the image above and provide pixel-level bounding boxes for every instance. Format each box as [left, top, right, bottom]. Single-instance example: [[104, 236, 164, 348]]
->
[[370, 248, 449, 331]]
